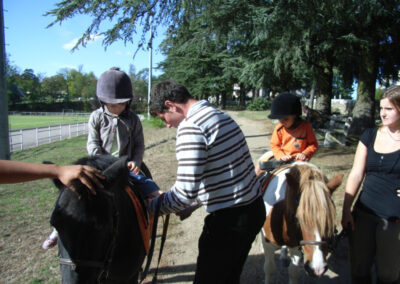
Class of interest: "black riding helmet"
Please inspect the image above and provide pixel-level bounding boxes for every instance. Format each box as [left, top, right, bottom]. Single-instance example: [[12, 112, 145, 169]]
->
[[96, 67, 133, 104], [268, 92, 302, 119]]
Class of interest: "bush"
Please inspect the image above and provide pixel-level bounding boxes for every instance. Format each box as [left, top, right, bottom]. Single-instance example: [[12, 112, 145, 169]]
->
[[141, 115, 165, 129], [246, 98, 271, 111]]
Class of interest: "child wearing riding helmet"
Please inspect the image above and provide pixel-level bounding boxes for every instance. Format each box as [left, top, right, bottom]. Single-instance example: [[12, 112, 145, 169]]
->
[[256, 92, 319, 265], [256, 92, 318, 177], [42, 67, 160, 250], [269, 92, 318, 162], [87, 67, 144, 174]]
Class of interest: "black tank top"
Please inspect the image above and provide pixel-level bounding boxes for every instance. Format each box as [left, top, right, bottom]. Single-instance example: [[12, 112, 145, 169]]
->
[[358, 128, 400, 219]]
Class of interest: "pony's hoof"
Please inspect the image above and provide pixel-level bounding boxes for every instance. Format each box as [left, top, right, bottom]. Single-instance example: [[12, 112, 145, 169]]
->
[[279, 257, 290, 268], [279, 246, 290, 267]]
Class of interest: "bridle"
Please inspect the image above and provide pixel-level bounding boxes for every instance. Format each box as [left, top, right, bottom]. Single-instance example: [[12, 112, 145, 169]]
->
[[299, 240, 328, 247], [58, 190, 120, 282], [299, 227, 348, 253]]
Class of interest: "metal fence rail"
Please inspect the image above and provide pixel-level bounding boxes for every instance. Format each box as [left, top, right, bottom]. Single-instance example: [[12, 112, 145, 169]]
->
[[9, 122, 88, 152]]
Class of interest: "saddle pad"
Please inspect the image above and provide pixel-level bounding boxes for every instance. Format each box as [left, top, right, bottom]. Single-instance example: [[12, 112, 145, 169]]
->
[[124, 186, 154, 255], [261, 165, 292, 217]]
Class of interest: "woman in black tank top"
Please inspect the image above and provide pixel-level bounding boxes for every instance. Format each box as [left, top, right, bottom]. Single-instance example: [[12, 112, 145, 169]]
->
[[341, 85, 400, 284]]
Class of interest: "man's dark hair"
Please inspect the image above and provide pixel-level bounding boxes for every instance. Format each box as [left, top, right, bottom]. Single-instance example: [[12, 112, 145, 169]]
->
[[150, 80, 192, 115]]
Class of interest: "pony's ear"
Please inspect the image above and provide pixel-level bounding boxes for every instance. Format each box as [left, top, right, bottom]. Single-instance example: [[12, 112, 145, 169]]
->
[[326, 173, 344, 193], [103, 155, 129, 182], [42, 161, 65, 190]]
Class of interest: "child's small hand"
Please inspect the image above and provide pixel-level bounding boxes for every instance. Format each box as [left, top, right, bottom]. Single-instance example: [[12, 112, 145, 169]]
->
[[281, 155, 293, 162], [127, 161, 140, 175], [295, 153, 307, 161]]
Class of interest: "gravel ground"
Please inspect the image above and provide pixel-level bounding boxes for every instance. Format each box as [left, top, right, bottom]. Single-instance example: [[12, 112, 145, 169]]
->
[[142, 111, 353, 284]]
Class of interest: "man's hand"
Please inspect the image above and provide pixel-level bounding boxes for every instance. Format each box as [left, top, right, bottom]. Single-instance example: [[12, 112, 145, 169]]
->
[[57, 165, 104, 195], [127, 161, 140, 175]]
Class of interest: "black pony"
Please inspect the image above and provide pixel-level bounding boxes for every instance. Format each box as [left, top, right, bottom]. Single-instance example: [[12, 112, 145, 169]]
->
[[50, 155, 148, 283]]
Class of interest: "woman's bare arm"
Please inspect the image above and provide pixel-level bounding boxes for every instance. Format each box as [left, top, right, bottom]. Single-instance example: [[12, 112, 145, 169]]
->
[[0, 160, 104, 194]]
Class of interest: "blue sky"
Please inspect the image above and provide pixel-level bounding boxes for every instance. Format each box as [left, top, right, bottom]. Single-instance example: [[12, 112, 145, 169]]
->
[[3, 0, 166, 78]]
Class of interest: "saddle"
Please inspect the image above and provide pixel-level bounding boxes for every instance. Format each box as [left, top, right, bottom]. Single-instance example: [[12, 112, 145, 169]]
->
[[256, 151, 292, 194], [124, 186, 153, 254]]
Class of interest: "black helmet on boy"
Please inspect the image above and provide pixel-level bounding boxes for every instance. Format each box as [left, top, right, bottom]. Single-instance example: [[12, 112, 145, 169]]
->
[[96, 67, 133, 104], [268, 92, 302, 119]]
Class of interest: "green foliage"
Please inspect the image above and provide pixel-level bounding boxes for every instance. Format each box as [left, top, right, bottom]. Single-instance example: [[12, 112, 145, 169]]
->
[[7, 0, 400, 124], [246, 98, 271, 111], [140, 115, 165, 129], [375, 88, 385, 100]]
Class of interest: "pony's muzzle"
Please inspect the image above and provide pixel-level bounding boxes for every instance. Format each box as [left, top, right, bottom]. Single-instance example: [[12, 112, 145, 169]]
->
[[304, 261, 327, 278]]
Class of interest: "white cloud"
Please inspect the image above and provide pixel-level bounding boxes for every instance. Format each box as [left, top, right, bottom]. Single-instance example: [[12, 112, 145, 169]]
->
[[62, 38, 79, 50], [62, 34, 104, 50], [115, 50, 133, 56]]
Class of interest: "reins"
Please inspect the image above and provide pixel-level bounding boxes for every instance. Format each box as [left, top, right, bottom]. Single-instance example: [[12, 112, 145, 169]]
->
[[139, 193, 169, 284]]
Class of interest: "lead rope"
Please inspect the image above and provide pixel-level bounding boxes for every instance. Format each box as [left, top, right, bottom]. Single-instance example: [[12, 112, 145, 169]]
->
[[139, 193, 167, 283], [151, 213, 170, 283]]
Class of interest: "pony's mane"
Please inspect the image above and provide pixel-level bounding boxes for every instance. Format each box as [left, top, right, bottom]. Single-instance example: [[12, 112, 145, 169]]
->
[[54, 155, 122, 229], [285, 163, 336, 238]]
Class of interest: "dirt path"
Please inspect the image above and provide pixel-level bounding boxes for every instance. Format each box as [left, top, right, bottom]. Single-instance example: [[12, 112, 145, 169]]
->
[[143, 111, 352, 284]]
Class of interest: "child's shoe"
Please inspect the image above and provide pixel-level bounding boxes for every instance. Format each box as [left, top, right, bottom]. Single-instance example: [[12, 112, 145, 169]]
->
[[42, 230, 58, 249]]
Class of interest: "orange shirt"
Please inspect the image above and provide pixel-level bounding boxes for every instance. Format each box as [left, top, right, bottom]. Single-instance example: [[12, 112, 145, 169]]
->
[[270, 120, 318, 161]]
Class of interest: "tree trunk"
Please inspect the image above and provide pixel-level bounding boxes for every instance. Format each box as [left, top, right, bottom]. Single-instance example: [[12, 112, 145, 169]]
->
[[309, 87, 315, 108], [221, 92, 226, 110], [239, 84, 246, 109], [348, 48, 377, 136], [314, 62, 333, 116]]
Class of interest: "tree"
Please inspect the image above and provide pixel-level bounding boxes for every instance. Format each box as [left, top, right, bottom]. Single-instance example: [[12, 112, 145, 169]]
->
[[5, 56, 23, 105], [41, 74, 68, 102], [346, 0, 400, 135], [19, 69, 40, 102], [159, 13, 228, 102], [46, 0, 185, 52], [46, 0, 400, 129]]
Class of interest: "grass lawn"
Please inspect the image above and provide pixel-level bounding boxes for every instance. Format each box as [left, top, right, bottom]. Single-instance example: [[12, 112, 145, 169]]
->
[[0, 119, 171, 283], [8, 115, 90, 130], [237, 110, 269, 120], [0, 135, 90, 283]]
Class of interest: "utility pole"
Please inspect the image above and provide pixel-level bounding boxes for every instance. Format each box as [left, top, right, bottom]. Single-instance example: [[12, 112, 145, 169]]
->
[[147, 14, 153, 119], [0, 0, 10, 160]]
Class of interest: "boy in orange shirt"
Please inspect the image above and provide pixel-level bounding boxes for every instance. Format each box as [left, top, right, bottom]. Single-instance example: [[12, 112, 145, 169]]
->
[[259, 92, 319, 266], [269, 92, 318, 162], [256, 92, 318, 176]]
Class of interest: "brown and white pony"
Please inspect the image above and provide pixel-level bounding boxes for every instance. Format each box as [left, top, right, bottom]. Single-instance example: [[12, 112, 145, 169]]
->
[[260, 161, 343, 284]]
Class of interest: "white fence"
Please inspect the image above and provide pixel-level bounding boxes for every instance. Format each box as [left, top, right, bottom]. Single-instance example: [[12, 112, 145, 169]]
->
[[9, 123, 88, 152]]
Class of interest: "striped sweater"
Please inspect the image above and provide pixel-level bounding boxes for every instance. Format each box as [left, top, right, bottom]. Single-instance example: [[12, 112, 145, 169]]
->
[[149, 100, 262, 215]]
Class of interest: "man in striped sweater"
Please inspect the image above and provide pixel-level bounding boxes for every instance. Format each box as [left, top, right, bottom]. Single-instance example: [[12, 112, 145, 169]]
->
[[149, 80, 266, 284]]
